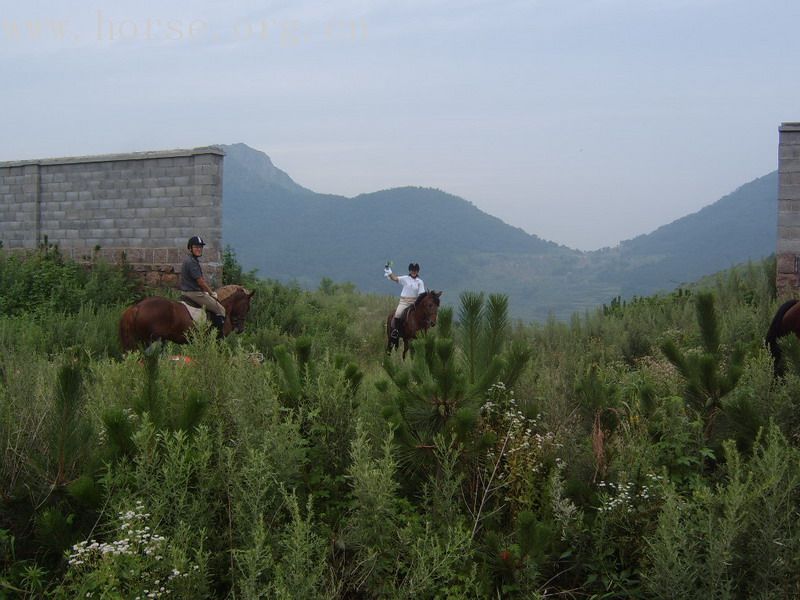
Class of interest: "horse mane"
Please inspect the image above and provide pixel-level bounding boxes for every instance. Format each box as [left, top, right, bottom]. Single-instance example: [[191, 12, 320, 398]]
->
[[415, 291, 440, 307], [216, 285, 249, 302]]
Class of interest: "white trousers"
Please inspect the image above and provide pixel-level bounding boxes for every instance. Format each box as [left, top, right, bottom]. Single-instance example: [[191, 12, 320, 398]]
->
[[394, 296, 415, 319]]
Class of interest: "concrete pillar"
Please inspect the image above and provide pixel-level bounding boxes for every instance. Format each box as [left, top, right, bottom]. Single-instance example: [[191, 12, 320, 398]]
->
[[777, 123, 800, 296]]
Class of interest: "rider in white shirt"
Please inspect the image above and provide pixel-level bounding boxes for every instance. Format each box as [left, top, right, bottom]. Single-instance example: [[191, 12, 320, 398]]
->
[[384, 262, 425, 339]]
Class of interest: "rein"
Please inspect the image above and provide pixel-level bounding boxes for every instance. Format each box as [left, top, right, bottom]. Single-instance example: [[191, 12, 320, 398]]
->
[[222, 290, 248, 330], [408, 298, 436, 330]]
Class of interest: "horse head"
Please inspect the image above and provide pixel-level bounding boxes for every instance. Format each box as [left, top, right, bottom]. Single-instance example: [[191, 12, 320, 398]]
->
[[415, 290, 442, 329], [218, 286, 256, 334]]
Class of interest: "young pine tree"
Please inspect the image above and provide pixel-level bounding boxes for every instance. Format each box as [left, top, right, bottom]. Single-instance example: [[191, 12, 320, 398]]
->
[[660, 291, 746, 440]]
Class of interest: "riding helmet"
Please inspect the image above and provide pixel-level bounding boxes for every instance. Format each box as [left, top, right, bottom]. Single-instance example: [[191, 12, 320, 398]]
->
[[408, 262, 420, 272], [187, 235, 206, 249]]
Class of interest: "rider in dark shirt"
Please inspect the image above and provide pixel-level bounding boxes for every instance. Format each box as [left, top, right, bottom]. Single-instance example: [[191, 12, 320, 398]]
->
[[179, 235, 226, 336]]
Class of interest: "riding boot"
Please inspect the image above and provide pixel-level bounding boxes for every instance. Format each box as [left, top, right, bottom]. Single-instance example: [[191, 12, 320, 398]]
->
[[390, 317, 400, 340], [213, 314, 226, 339]]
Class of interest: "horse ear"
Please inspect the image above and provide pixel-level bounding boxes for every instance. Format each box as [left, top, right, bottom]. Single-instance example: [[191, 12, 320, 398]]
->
[[435, 291, 442, 297], [248, 289, 256, 298]]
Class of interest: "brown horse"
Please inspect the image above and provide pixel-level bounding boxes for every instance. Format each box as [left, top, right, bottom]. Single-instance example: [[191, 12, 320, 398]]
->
[[386, 291, 442, 359], [766, 298, 800, 375], [119, 285, 256, 352]]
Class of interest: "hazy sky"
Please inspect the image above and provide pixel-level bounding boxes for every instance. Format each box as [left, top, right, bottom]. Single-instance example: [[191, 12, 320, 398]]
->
[[1, 0, 797, 250]]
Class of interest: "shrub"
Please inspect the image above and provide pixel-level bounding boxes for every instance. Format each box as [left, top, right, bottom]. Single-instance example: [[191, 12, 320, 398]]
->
[[642, 425, 800, 598]]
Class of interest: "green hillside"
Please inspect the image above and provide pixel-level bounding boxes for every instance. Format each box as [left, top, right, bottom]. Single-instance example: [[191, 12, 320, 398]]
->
[[592, 172, 778, 297], [221, 143, 778, 322]]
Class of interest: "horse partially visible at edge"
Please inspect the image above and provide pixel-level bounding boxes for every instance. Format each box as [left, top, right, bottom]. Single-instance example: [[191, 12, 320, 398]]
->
[[765, 298, 800, 376], [119, 285, 255, 352], [386, 290, 442, 359]]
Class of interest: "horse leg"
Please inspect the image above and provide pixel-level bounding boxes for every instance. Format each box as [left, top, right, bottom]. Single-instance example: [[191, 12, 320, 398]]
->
[[400, 314, 418, 359], [119, 306, 138, 352], [386, 315, 394, 354], [386, 331, 395, 355]]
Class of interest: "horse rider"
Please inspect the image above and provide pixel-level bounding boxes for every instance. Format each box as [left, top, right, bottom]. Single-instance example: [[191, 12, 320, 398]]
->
[[384, 261, 425, 340], [179, 235, 226, 337]]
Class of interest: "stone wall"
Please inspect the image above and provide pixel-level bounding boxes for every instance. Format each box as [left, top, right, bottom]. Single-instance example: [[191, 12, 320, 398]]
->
[[0, 147, 224, 286], [777, 123, 800, 296]]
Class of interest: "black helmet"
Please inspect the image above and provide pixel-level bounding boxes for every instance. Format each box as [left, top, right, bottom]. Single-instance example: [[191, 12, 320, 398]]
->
[[187, 235, 206, 249], [408, 262, 420, 272]]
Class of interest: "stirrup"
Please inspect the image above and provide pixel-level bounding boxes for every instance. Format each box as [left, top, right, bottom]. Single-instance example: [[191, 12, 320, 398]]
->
[[390, 328, 400, 340]]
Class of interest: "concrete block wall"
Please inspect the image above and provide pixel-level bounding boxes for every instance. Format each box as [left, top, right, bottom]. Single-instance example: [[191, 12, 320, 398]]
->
[[777, 123, 800, 296], [0, 147, 224, 286]]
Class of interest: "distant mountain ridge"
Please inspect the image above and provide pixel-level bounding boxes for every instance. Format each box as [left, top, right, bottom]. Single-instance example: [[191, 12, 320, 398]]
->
[[592, 172, 778, 297], [223, 143, 311, 196], [220, 143, 777, 321]]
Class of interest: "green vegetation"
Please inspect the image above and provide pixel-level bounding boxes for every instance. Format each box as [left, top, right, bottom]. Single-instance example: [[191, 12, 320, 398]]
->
[[1, 247, 799, 598]]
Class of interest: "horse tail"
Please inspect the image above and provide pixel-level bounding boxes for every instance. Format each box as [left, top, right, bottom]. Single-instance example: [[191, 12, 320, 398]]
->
[[766, 299, 798, 374], [119, 304, 140, 353]]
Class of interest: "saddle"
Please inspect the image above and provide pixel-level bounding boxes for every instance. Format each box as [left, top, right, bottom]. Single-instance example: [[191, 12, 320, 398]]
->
[[179, 296, 208, 324]]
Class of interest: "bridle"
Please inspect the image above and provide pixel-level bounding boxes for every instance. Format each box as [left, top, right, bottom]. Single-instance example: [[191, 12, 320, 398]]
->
[[230, 312, 247, 332], [413, 297, 437, 329], [223, 292, 250, 332]]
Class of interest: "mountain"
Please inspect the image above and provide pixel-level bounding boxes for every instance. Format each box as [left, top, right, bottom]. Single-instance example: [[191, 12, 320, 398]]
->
[[220, 143, 778, 321], [223, 143, 312, 196], [590, 172, 778, 297]]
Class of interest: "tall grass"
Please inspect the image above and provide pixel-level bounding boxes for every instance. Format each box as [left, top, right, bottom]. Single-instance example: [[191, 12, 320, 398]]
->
[[2, 252, 799, 597]]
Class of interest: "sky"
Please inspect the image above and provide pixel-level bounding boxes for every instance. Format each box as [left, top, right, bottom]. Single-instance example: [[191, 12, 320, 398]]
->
[[1, 0, 798, 250]]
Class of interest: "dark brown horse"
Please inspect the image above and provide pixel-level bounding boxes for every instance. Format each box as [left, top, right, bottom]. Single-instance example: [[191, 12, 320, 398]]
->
[[119, 285, 255, 352], [766, 298, 800, 375], [386, 291, 442, 359]]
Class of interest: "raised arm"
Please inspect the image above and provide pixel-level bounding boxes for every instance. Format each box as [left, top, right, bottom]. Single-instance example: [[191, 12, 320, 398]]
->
[[384, 265, 400, 283]]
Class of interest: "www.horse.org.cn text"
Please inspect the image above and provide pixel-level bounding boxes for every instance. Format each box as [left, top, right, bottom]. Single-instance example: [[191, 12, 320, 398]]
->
[[0, 11, 368, 46]]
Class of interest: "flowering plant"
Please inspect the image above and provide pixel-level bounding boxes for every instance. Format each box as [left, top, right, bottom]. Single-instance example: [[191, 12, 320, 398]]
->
[[479, 383, 563, 515], [61, 500, 201, 599]]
